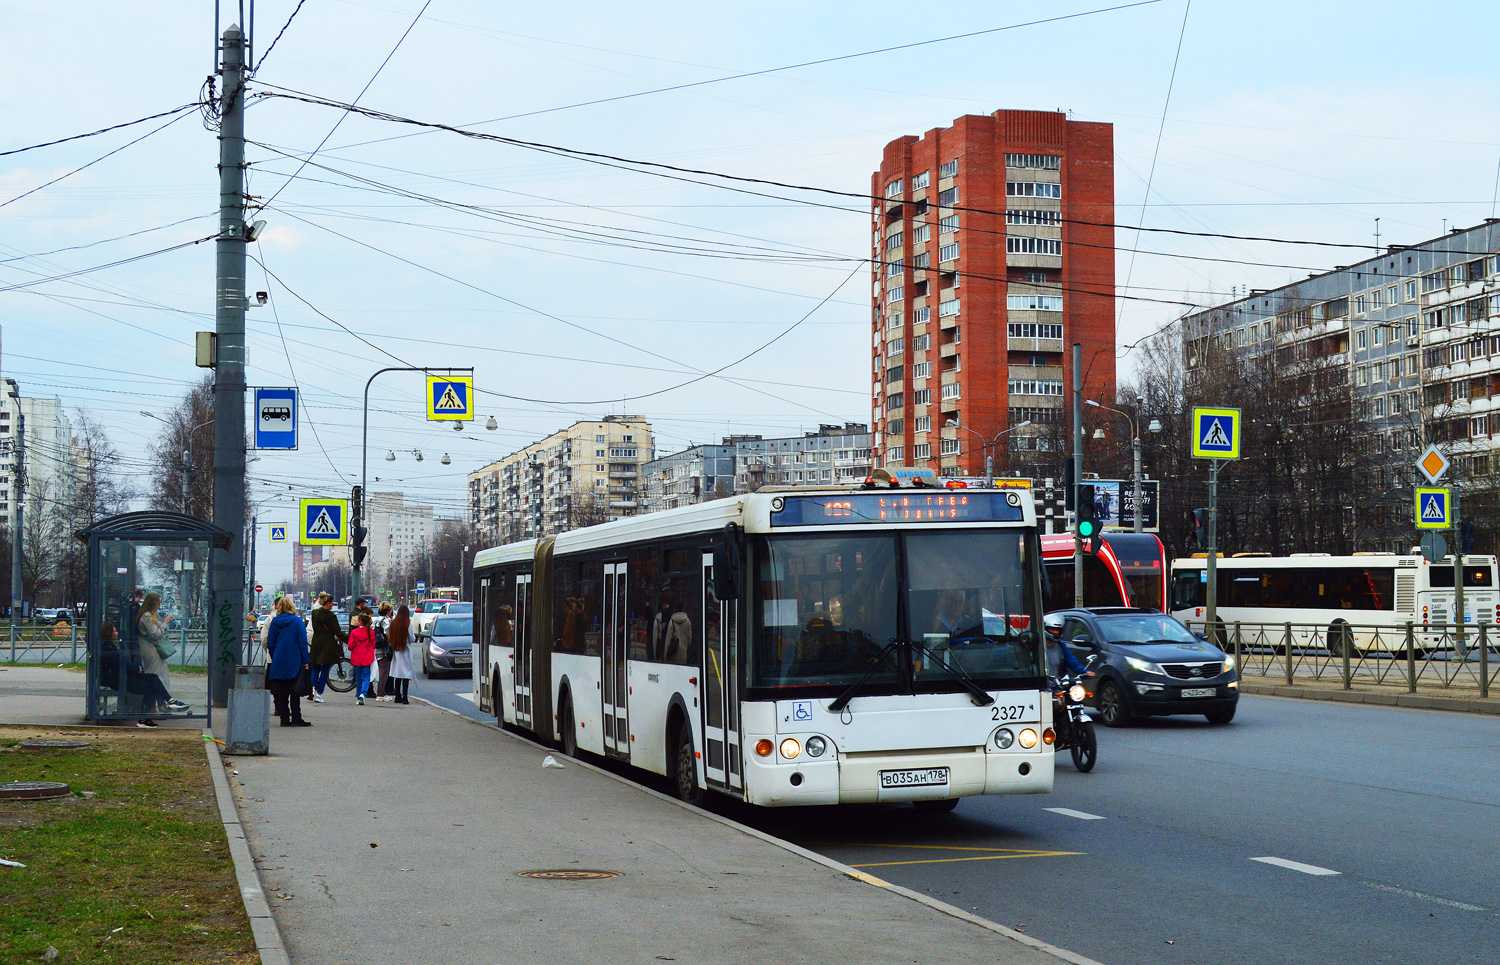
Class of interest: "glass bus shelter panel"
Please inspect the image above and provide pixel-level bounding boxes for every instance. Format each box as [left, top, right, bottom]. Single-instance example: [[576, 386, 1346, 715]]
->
[[90, 536, 213, 721]]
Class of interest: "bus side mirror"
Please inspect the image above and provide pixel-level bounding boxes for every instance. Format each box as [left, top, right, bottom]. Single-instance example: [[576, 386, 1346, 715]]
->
[[712, 525, 740, 601]]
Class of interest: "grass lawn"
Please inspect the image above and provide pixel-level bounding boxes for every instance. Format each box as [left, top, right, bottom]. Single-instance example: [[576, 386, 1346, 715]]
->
[[0, 726, 256, 964]]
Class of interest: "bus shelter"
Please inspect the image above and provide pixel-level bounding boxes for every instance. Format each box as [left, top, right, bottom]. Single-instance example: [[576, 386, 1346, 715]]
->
[[76, 512, 236, 724]]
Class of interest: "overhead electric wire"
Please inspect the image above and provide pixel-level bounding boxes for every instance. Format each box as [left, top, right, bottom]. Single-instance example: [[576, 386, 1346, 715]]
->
[[0, 108, 200, 211], [0, 214, 214, 267], [0, 103, 203, 158], [253, 0, 310, 73], [0, 235, 217, 293]]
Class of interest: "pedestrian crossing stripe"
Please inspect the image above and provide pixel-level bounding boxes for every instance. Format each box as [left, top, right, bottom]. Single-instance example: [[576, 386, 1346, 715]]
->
[[426, 375, 473, 421], [299, 498, 348, 545], [1415, 488, 1451, 530], [1191, 406, 1241, 459]]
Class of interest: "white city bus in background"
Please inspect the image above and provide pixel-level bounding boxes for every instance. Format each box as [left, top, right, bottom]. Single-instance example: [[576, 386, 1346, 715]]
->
[[1169, 553, 1500, 653], [471, 478, 1056, 808]]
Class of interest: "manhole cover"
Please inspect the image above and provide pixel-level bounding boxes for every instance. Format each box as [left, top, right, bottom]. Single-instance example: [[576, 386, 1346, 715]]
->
[[517, 869, 620, 880], [0, 781, 70, 800], [18, 740, 92, 751]]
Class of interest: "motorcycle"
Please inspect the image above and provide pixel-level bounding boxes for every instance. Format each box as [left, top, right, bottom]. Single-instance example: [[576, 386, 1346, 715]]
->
[[1050, 658, 1099, 772]]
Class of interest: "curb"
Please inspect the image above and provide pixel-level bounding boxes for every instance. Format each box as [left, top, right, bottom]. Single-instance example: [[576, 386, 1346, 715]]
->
[[413, 696, 1104, 965], [1239, 682, 1500, 715], [203, 733, 291, 965]]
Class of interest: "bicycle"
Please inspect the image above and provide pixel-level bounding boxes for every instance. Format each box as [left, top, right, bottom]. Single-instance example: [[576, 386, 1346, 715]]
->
[[323, 656, 356, 693]]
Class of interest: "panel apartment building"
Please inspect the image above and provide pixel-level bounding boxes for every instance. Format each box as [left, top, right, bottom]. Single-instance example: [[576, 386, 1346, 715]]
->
[[1183, 220, 1500, 542], [870, 109, 1115, 478], [467, 415, 653, 544], [640, 424, 872, 513]]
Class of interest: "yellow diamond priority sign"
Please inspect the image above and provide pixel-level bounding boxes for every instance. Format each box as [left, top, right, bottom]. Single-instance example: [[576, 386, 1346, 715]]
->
[[1417, 445, 1449, 485]]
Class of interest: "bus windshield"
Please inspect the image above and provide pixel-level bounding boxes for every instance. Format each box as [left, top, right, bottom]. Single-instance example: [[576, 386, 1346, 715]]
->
[[751, 529, 1040, 694]]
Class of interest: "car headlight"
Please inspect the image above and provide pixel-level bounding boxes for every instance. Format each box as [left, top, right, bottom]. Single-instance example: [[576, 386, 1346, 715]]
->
[[1126, 656, 1165, 675], [779, 737, 801, 759], [429, 641, 444, 655], [1017, 727, 1039, 749], [805, 736, 827, 758], [1068, 683, 1087, 703], [1222, 656, 1235, 673], [994, 727, 1015, 749]]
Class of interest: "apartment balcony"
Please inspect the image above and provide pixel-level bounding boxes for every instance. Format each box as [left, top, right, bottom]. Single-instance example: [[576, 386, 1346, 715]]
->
[[940, 342, 959, 359], [939, 313, 958, 331]]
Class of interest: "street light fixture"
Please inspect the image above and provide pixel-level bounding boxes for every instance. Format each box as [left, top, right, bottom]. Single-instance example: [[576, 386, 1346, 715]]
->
[[944, 419, 1032, 486], [485, 416, 498, 431], [1084, 399, 1152, 533]]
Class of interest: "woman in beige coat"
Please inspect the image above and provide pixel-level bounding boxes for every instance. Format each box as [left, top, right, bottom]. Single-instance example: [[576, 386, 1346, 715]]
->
[[137, 592, 188, 713]]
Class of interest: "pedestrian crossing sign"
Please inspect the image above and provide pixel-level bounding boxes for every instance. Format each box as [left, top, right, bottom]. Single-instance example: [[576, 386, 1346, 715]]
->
[[269, 525, 287, 543], [299, 499, 348, 545], [1415, 488, 1451, 530], [1191, 407, 1241, 459], [427, 375, 473, 421]]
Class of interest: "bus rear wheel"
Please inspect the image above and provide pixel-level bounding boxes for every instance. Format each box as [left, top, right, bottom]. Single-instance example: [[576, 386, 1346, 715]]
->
[[558, 693, 578, 758], [673, 722, 703, 806], [1326, 622, 1354, 658]]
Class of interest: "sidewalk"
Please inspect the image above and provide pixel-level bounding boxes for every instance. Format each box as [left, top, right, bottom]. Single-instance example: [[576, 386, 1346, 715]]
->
[[0, 664, 202, 729], [221, 695, 1086, 965]]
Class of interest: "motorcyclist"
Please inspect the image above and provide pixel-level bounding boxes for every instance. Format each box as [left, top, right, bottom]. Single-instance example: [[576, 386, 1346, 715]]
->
[[1045, 628, 1089, 677]]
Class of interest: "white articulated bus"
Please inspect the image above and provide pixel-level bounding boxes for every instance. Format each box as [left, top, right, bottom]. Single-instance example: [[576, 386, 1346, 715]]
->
[[471, 482, 1056, 808], [1169, 553, 1499, 653]]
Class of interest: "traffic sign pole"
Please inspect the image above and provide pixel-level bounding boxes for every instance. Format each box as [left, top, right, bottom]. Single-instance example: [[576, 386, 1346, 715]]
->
[[1190, 406, 1240, 637], [1454, 488, 1466, 657], [1207, 460, 1219, 633]]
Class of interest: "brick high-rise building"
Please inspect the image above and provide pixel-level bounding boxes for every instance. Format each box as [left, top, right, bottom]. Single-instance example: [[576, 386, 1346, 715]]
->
[[870, 109, 1115, 478]]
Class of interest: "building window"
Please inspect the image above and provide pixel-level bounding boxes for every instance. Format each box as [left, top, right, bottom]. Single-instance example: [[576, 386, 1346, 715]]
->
[[1005, 181, 1062, 199], [912, 171, 930, 189], [888, 336, 904, 354], [937, 187, 958, 206], [914, 415, 931, 432], [888, 312, 903, 330], [912, 443, 931, 459], [940, 438, 961, 455], [1354, 295, 1368, 315], [885, 179, 903, 198], [913, 388, 931, 405], [885, 260, 903, 276], [886, 286, 904, 303], [1373, 326, 1384, 347], [1007, 322, 1063, 340], [887, 446, 904, 462], [1008, 379, 1065, 396], [939, 214, 959, 233], [939, 159, 958, 178], [1371, 289, 1384, 310], [1006, 209, 1062, 226], [913, 361, 931, 379], [886, 365, 904, 383], [913, 306, 930, 324], [1405, 354, 1418, 376], [887, 418, 904, 435], [1372, 361, 1385, 381], [1405, 280, 1418, 302], [595, 434, 605, 442], [887, 392, 904, 409], [885, 232, 904, 251], [1005, 237, 1062, 255], [912, 333, 930, 352], [938, 242, 959, 263], [912, 252, 929, 270], [1355, 329, 1367, 350], [912, 223, 930, 244], [1355, 367, 1368, 386], [938, 298, 960, 317], [1406, 316, 1418, 340], [1005, 153, 1061, 170], [940, 383, 961, 401], [1007, 294, 1064, 312]]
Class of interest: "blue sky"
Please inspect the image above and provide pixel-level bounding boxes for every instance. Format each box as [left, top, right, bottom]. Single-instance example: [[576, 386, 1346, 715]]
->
[[3, 0, 1499, 583]]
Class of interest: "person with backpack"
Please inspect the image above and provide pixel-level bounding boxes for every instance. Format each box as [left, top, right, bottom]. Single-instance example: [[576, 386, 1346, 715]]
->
[[373, 602, 395, 701]]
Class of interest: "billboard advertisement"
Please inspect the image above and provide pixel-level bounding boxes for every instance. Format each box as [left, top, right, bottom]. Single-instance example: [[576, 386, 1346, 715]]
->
[[1090, 479, 1159, 532]]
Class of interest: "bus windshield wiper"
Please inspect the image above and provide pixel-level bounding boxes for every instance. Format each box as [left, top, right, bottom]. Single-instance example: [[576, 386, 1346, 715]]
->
[[911, 637, 995, 706], [828, 637, 900, 713]]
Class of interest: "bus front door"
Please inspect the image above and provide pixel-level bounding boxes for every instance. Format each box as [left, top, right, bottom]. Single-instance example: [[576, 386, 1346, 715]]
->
[[602, 562, 630, 761], [701, 553, 742, 792], [514, 573, 532, 729]]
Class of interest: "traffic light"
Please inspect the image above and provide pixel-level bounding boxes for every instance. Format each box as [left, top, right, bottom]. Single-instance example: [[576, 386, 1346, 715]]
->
[[1063, 458, 1076, 511], [1191, 508, 1208, 549], [1461, 520, 1476, 554], [1076, 484, 1102, 554], [351, 484, 367, 568]]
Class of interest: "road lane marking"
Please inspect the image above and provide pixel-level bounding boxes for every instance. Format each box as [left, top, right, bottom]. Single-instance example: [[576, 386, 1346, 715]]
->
[[1251, 856, 1340, 876], [452, 692, 476, 704], [1363, 882, 1484, 912], [844, 870, 890, 887], [850, 850, 1081, 868], [1044, 807, 1105, 820]]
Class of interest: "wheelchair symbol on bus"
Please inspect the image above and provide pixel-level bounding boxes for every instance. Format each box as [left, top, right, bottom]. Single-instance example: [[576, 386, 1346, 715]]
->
[[791, 700, 813, 722]]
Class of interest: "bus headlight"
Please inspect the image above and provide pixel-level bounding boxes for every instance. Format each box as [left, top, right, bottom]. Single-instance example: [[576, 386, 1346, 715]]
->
[[1068, 683, 1087, 703], [779, 737, 801, 759], [994, 727, 1015, 749], [1018, 728, 1039, 749], [805, 736, 827, 758]]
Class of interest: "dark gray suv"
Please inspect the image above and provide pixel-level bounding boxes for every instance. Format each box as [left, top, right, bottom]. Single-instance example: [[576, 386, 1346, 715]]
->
[[1044, 607, 1238, 726]]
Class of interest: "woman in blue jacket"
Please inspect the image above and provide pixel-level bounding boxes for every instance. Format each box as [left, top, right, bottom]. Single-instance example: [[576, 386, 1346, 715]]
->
[[266, 596, 312, 727]]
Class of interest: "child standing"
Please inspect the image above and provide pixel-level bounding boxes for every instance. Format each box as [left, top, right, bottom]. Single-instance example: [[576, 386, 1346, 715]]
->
[[348, 612, 377, 705], [388, 604, 414, 704]]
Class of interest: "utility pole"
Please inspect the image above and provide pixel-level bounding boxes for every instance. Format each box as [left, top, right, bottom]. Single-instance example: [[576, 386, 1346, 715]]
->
[[5, 380, 24, 624], [211, 24, 248, 707], [1072, 343, 1084, 608], [1453, 488, 1467, 656]]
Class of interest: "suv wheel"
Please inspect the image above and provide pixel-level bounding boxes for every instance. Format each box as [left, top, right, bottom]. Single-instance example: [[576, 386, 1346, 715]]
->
[[1097, 680, 1132, 727]]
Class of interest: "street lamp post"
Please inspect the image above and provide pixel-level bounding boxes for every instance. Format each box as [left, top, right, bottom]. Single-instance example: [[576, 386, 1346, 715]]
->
[[944, 419, 1032, 485], [1086, 401, 1161, 533], [142, 412, 214, 514]]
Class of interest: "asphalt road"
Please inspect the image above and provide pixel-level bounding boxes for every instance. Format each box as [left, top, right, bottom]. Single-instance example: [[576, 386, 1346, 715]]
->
[[412, 672, 1500, 965]]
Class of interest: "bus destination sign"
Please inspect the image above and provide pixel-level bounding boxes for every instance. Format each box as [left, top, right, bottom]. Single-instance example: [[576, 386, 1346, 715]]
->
[[770, 492, 1026, 526]]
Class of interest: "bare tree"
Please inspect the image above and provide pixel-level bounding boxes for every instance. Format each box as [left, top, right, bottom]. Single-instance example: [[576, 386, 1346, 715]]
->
[[57, 408, 133, 606], [146, 375, 216, 518]]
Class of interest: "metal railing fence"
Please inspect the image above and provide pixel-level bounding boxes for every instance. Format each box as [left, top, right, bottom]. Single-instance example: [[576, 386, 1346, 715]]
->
[[1184, 620, 1498, 698]]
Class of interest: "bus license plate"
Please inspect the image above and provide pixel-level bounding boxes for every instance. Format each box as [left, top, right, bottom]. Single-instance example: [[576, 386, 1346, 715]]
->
[[880, 767, 949, 789], [1181, 687, 1215, 698]]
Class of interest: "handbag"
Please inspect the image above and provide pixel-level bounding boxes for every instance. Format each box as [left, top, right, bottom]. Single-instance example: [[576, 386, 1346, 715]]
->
[[294, 665, 314, 698], [153, 638, 177, 659]]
